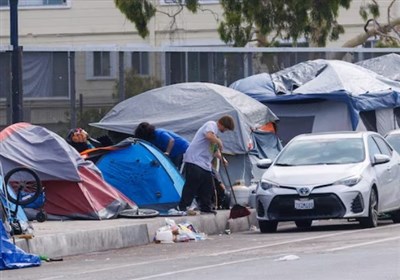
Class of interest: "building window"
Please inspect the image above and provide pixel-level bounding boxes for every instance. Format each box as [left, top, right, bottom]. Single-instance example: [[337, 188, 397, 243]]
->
[[94, 52, 111, 77], [131, 52, 149, 75], [166, 52, 248, 86], [188, 52, 210, 82], [1, 0, 68, 7], [86, 52, 117, 80], [0, 52, 69, 99], [213, 53, 245, 86], [168, 52, 186, 84]]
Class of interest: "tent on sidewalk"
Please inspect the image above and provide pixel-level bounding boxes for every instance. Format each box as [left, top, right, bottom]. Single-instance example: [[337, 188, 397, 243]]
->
[[356, 53, 400, 82], [82, 138, 184, 212], [231, 59, 400, 145], [0, 122, 134, 220], [90, 82, 282, 185]]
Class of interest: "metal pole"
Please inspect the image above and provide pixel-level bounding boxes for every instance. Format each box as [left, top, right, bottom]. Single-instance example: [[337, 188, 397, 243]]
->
[[118, 51, 125, 102], [68, 51, 77, 128], [10, 0, 23, 123]]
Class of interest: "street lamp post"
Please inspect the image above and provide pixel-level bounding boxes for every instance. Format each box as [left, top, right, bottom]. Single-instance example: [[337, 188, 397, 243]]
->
[[10, 0, 23, 123]]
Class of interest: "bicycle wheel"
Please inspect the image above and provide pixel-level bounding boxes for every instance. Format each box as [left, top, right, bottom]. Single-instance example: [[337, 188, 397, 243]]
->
[[4, 167, 42, 206], [118, 208, 160, 219]]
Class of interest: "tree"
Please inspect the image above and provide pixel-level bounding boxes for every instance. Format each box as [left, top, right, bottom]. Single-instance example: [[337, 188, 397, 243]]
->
[[114, 0, 201, 39], [218, 0, 351, 47], [114, 0, 400, 48], [342, 0, 400, 47], [115, 0, 351, 47]]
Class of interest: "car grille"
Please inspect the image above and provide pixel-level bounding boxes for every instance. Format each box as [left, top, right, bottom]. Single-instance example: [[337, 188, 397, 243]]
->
[[351, 193, 364, 213], [267, 193, 346, 220]]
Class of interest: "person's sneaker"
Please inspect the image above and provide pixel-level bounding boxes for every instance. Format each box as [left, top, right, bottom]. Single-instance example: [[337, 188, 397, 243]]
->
[[168, 208, 186, 216]]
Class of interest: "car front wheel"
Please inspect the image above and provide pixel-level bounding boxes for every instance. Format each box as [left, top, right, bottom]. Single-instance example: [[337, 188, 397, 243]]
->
[[259, 220, 278, 233], [360, 188, 378, 228], [390, 209, 400, 223]]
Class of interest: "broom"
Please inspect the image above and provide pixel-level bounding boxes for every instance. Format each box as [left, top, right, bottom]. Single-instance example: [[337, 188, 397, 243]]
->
[[222, 159, 251, 219]]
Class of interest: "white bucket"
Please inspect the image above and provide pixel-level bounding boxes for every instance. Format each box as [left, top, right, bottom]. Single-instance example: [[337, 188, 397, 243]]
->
[[231, 185, 250, 206]]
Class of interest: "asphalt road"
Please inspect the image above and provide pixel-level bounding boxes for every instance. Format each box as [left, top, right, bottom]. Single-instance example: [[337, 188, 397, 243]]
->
[[2, 219, 400, 280]]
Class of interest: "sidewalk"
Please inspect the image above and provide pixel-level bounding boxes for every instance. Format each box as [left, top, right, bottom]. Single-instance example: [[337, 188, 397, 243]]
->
[[14, 209, 257, 258]]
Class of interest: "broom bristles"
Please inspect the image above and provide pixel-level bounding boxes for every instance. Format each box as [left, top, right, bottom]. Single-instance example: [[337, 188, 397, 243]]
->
[[229, 204, 251, 219]]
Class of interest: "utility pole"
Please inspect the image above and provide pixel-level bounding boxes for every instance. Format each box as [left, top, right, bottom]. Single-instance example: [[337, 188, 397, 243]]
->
[[10, 0, 23, 123]]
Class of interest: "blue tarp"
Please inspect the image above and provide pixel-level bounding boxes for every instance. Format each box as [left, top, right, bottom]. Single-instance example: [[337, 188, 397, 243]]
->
[[0, 222, 41, 270]]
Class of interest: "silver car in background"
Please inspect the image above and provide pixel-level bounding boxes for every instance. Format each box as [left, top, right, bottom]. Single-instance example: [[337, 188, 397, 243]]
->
[[385, 129, 400, 154], [256, 131, 400, 233]]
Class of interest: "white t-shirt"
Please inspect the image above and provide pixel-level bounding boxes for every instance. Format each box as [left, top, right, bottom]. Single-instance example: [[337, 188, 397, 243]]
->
[[183, 121, 218, 171]]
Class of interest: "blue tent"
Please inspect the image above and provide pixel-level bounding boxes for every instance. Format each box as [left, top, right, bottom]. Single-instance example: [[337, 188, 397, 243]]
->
[[85, 139, 184, 212]]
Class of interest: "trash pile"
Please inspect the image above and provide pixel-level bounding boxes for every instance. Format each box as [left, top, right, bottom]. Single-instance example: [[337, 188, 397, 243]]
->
[[154, 218, 207, 243]]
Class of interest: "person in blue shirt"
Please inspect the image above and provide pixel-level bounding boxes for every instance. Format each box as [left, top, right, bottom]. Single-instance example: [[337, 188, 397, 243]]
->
[[134, 122, 189, 169]]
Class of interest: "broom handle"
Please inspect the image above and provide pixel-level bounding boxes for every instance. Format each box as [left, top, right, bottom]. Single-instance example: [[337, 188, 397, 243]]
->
[[221, 158, 239, 205]]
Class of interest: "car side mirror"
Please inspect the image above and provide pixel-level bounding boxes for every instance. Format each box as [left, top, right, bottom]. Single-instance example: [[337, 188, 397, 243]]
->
[[256, 158, 273, 169], [373, 154, 390, 165]]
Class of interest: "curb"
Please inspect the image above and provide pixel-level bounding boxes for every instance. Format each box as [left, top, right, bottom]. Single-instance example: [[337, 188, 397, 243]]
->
[[15, 210, 257, 258]]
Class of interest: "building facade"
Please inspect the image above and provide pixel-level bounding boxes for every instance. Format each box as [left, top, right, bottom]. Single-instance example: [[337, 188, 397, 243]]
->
[[0, 0, 398, 131]]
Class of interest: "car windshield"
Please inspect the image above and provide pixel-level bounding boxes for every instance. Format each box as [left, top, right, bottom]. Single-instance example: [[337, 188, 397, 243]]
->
[[385, 134, 400, 154], [275, 137, 365, 166]]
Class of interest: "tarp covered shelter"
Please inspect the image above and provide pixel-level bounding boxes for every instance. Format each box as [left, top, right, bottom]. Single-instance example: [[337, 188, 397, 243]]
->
[[0, 123, 134, 220], [356, 53, 400, 82], [91, 82, 281, 185], [231, 59, 400, 145], [0, 222, 40, 270], [82, 139, 184, 212]]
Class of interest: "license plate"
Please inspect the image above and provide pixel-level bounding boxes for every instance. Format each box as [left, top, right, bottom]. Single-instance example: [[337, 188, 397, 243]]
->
[[294, 199, 314, 210]]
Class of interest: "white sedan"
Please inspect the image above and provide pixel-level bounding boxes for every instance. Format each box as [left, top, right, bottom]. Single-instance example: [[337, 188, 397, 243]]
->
[[256, 131, 400, 233]]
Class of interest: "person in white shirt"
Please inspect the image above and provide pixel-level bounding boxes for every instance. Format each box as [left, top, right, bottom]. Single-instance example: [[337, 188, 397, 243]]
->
[[178, 115, 235, 214]]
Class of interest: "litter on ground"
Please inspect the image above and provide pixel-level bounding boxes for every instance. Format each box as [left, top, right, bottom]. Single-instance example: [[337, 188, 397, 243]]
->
[[154, 218, 207, 243]]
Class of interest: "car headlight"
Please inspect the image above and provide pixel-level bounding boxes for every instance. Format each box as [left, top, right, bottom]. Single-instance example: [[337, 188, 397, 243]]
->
[[333, 175, 362, 187], [260, 180, 279, 190]]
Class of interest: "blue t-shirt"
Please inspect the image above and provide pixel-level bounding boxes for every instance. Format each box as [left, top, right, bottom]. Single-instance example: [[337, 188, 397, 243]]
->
[[152, 129, 189, 157]]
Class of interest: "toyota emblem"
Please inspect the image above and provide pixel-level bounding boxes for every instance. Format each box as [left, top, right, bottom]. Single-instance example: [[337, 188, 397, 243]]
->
[[298, 187, 311, 196]]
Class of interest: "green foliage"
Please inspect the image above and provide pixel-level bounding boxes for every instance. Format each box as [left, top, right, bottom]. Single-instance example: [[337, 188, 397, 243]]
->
[[115, 68, 162, 99], [359, 2, 380, 20], [186, 0, 198, 12], [114, 0, 156, 38], [115, 0, 201, 38], [375, 38, 400, 48], [359, 6, 369, 21], [218, 0, 351, 47], [367, 3, 380, 17], [115, 0, 352, 47]]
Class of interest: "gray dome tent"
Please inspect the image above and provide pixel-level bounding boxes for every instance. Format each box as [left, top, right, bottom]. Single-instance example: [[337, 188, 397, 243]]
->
[[91, 82, 281, 185]]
